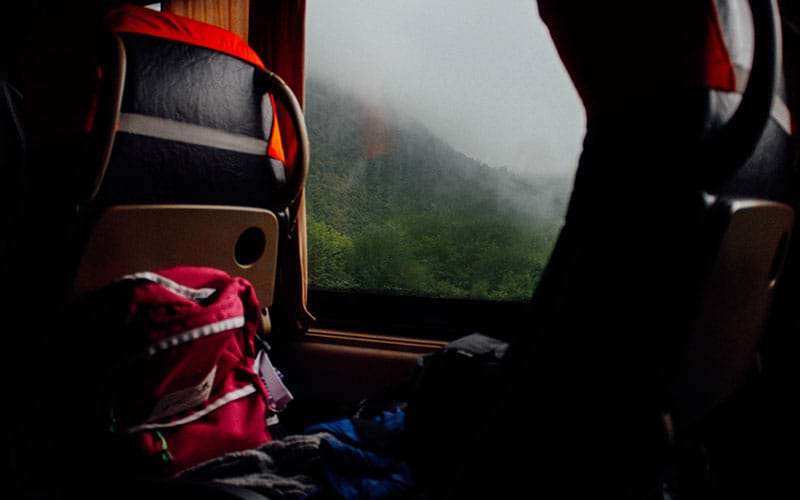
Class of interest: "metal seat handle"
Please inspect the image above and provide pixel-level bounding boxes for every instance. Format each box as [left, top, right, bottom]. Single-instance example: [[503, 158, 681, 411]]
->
[[256, 68, 310, 218]]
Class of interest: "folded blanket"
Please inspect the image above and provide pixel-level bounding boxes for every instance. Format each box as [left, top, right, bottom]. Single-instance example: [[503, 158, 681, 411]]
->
[[178, 432, 331, 499], [178, 409, 418, 499]]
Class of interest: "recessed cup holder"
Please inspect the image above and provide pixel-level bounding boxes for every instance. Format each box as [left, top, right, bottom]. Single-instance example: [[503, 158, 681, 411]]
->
[[235, 226, 267, 267]]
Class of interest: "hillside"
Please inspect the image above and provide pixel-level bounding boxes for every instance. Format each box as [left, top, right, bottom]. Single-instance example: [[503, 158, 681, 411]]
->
[[305, 77, 571, 300]]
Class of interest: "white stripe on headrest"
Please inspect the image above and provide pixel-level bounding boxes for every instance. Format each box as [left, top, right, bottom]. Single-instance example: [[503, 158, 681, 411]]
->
[[118, 112, 268, 156]]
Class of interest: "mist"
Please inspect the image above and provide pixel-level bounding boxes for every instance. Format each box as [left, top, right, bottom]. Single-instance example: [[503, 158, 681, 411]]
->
[[306, 0, 586, 179]]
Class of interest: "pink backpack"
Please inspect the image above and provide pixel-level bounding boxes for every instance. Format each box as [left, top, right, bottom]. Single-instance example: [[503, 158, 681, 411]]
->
[[94, 267, 277, 476]]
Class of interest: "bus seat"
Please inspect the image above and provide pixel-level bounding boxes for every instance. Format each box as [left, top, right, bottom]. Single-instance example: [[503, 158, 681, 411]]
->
[[20, 5, 308, 307], [12, 7, 307, 496]]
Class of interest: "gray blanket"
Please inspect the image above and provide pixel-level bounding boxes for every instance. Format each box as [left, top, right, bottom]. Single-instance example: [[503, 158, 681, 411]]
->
[[177, 432, 332, 499]]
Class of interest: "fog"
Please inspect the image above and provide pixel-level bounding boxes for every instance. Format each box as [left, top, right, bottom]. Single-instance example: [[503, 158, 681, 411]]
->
[[306, 0, 586, 178]]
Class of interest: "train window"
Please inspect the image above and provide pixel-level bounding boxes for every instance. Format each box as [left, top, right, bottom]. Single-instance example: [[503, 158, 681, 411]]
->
[[305, 0, 584, 303]]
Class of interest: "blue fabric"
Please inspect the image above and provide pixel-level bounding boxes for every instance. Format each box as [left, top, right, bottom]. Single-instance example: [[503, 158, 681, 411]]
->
[[306, 415, 360, 443], [305, 409, 416, 499]]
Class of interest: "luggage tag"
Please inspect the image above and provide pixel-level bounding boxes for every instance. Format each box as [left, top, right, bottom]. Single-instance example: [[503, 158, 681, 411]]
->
[[254, 349, 294, 413]]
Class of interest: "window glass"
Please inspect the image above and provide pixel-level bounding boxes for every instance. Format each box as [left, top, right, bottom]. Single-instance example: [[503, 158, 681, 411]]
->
[[306, 0, 585, 300]]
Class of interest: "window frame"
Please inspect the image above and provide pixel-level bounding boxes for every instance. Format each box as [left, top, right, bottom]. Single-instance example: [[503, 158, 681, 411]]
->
[[299, 0, 578, 343], [307, 288, 530, 342]]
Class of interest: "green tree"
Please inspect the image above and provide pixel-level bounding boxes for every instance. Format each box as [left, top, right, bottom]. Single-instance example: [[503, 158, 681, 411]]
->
[[305, 76, 569, 300], [352, 222, 427, 292], [308, 220, 355, 289]]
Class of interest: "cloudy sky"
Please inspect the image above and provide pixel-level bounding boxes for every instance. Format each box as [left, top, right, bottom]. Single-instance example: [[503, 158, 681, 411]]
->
[[306, 0, 586, 178]]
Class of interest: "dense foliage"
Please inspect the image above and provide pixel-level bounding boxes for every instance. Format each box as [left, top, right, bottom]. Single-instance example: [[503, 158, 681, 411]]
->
[[305, 77, 571, 300]]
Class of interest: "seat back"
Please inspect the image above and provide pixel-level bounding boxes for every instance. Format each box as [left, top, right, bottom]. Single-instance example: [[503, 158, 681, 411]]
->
[[669, 197, 793, 431], [13, 8, 308, 495], [20, 5, 308, 306], [71, 205, 280, 307]]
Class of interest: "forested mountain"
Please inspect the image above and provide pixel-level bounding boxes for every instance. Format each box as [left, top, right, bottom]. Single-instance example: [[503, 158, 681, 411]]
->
[[305, 77, 572, 300]]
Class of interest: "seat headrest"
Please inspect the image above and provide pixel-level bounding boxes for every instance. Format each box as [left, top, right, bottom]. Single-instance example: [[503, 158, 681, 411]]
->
[[105, 5, 265, 71], [86, 5, 288, 211]]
